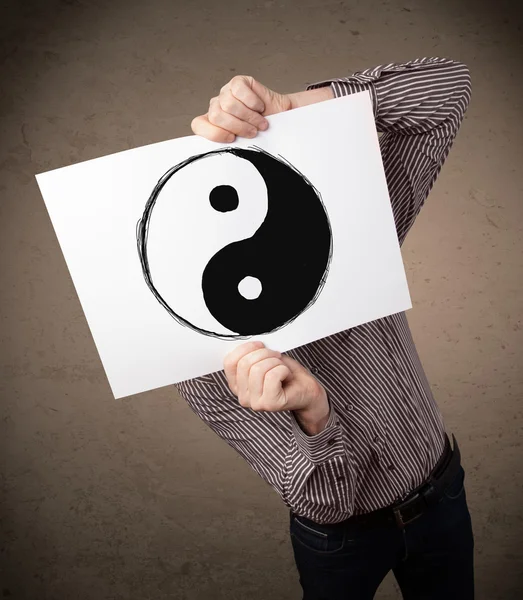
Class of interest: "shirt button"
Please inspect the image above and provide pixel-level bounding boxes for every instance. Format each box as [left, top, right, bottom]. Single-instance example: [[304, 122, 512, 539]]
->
[[311, 366, 319, 374], [388, 464, 395, 471], [347, 403, 354, 410], [336, 476, 345, 483], [327, 438, 335, 446]]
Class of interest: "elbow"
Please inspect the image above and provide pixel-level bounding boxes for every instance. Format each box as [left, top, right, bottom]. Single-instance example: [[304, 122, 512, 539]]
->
[[453, 61, 472, 111]]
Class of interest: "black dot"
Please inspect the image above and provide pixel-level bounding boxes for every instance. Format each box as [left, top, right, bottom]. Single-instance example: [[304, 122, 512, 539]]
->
[[209, 185, 239, 212]]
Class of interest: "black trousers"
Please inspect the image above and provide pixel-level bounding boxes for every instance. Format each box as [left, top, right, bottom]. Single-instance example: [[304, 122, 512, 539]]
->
[[289, 464, 474, 599]]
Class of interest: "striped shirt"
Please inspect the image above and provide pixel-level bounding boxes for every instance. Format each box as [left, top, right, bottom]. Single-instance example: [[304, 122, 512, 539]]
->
[[176, 57, 472, 525]]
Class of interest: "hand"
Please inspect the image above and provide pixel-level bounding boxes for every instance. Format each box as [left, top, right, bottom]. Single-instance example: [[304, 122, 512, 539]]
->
[[223, 341, 328, 418], [191, 75, 292, 143]]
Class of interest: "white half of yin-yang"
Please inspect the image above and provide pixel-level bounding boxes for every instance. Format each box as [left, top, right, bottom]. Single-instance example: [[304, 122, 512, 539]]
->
[[145, 152, 268, 336]]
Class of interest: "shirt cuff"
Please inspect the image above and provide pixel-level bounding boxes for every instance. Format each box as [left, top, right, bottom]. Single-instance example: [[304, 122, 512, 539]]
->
[[289, 397, 346, 465]]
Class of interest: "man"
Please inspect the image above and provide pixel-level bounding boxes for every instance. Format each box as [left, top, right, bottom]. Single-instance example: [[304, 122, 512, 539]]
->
[[179, 57, 473, 599]]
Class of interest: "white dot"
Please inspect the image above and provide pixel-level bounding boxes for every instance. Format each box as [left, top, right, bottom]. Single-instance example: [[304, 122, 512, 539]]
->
[[238, 276, 262, 300]]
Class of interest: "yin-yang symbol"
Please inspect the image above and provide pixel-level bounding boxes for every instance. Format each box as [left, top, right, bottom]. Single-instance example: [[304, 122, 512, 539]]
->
[[137, 146, 333, 340]]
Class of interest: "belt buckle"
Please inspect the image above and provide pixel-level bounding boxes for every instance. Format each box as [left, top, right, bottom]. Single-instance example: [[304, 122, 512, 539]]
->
[[393, 493, 423, 529]]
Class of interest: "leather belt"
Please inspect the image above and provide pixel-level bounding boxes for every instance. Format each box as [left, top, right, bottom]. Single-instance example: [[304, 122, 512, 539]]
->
[[347, 433, 461, 530]]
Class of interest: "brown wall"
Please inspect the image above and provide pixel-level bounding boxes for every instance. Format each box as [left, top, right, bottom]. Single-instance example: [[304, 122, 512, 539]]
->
[[1, 0, 522, 598]]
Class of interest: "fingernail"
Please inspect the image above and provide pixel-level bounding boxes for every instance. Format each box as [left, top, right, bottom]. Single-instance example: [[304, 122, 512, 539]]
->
[[259, 120, 269, 130], [227, 135, 235, 143]]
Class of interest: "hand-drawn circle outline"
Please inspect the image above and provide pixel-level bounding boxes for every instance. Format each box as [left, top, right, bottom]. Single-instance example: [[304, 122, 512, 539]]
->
[[136, 145, 333, 340]]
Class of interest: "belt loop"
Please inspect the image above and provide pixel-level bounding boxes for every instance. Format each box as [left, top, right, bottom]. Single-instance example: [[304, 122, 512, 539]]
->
[[422, 482, 438, 507], [393, 508, 405, 529]]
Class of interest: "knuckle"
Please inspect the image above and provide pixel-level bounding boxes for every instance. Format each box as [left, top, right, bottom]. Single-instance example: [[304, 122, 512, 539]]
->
[[265, 369, 280, 383], [230, 76, 245, 94], [265, 365, 277, 378], [223, 356, 235, 372], [251, 113, 264, 127], [250, 363, 263, 378], [237, 356, 249, 371], [267, 352, 280, 364], [272, 364, 287, 380], [220, 96, 235, 113]]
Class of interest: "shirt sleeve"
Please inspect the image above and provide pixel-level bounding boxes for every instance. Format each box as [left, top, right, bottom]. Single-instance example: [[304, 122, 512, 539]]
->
[[175, 375, 355, 518], [307, 57, 472, 245]]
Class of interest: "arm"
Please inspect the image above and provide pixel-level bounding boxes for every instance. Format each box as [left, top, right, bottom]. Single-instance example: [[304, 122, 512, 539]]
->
[[291, 57, 472, 244], [175, 373, 354, 518]]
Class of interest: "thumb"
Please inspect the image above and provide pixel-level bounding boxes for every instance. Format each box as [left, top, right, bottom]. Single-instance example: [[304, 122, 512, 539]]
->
[[280, 354, 309, 377]]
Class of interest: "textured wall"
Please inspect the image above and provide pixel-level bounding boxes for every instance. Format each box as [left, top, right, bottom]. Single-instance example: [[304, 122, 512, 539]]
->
[[1, 0, 522, 598]]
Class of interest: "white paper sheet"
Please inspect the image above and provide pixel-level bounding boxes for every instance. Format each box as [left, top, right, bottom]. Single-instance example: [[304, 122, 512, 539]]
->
[[36, 91, 412, 399]]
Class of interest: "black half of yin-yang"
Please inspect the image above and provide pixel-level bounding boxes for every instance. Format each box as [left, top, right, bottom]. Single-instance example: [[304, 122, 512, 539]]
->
[[202, 148, 332, 336]]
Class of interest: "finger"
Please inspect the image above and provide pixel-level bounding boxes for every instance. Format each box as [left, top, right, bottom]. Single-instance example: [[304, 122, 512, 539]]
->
[[220, 89, 268, 131], [223, 341, 264, 395], [236, 347, 282, 402], [262, 364, 291, 410], [191, 114, 236, 143], [208, 98, 259, 138], [227, 76, 266, 113], [248, 357, 284, 402]]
